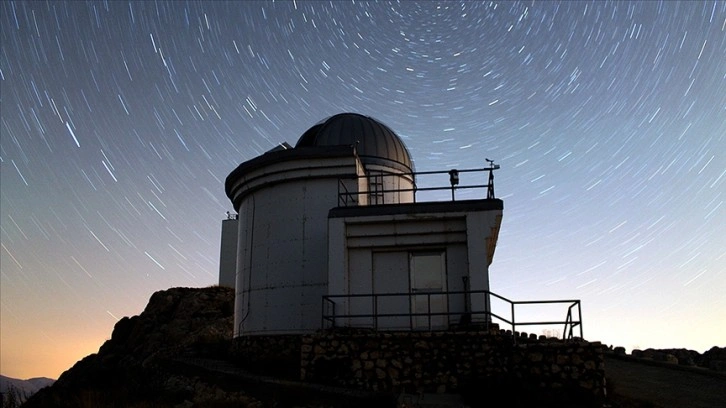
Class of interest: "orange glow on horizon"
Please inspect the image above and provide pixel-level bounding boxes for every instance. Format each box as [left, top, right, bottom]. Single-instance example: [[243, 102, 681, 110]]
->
[[1, 327, 109, 380]]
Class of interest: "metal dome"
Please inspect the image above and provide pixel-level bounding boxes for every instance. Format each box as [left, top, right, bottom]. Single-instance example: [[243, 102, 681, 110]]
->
[[295, 113, 414, 172]]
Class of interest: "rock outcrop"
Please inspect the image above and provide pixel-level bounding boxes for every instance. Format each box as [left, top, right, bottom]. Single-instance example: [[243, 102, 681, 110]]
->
[[701, 346, 726, 371], [21, 286, 260, 408], [615, 346, 726, 371]]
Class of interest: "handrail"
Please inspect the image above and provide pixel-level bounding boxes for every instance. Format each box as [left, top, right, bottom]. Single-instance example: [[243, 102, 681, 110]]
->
[[337, 164, 500, 206], [337, 179, 356, 207], [563, 301, 583, 340], [322, 289, 583, 342]]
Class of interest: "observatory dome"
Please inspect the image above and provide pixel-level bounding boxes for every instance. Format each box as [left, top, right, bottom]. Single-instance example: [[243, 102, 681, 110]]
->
[[296, 113, 414, 172]]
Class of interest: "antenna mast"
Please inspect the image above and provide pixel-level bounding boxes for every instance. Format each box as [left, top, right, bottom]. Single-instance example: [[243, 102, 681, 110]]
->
[[485, 158, 500, 199]]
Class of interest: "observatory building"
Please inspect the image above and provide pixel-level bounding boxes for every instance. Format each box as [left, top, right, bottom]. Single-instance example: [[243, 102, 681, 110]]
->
[[222, 113, 503, 337]]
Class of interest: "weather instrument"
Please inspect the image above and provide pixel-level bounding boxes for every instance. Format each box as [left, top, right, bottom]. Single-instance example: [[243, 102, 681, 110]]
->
[[486, 158, 500, 199]]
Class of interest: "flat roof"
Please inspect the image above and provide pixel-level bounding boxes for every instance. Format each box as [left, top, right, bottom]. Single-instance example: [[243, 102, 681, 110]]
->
[[328, 199, 504, 218]]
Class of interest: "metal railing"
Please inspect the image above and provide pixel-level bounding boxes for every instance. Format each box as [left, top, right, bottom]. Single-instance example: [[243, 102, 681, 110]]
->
[[337, 162, 500, 207], [322, 289, 583, 342]]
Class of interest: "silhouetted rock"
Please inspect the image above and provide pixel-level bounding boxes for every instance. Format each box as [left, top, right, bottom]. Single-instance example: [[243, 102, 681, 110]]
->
[[622, 346, 724, 370], [701, 346, 726, 372], [21, 286, 255, 408]]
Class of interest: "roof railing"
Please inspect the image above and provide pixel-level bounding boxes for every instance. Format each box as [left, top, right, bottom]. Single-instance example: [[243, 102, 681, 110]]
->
[[337, 161, 500, 207]]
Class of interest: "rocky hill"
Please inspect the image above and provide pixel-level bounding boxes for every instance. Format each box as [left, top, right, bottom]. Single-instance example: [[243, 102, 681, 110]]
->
[[21, 286, 261, 407], [21, 286, 725, 408]]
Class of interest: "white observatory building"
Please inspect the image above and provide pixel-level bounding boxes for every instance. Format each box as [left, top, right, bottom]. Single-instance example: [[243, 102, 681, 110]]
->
[[222, 113, 503, 336]]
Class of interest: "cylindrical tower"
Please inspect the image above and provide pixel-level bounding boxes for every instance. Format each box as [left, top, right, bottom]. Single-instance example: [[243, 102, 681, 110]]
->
[[225, 113, 415, 336]]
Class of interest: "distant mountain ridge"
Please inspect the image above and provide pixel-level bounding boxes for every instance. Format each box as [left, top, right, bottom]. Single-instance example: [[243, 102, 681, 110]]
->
[[0, 375, 55, 402]]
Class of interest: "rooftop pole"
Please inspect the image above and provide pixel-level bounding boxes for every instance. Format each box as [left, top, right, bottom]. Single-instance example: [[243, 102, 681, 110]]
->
[[485, 159, 500, 199]]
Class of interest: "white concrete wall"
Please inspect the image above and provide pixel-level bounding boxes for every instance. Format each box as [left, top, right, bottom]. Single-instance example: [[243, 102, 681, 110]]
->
[[218, 218, 238, 288], [232, 154, 360, 336], [327, 207, 502, 330], [466, 211, 501, 321]]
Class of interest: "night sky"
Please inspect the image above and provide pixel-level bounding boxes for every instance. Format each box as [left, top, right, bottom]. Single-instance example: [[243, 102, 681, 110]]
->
[[1, 1, 724, 379]]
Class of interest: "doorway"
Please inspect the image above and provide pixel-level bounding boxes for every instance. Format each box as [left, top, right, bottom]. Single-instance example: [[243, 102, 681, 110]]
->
[[410, 251, 447, 329]]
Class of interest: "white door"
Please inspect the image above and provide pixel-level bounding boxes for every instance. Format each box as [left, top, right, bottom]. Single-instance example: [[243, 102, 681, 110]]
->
[[410, 251, 447, 329], [372, 251, 409, 329]]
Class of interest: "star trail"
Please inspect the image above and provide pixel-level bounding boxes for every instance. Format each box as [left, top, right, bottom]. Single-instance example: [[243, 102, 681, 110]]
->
[[1, 1, 724, 379]]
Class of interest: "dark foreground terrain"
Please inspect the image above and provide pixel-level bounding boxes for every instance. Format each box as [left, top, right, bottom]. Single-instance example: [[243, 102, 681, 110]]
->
[[604, 354, 726, 408], [20, 286, 725, 407]]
